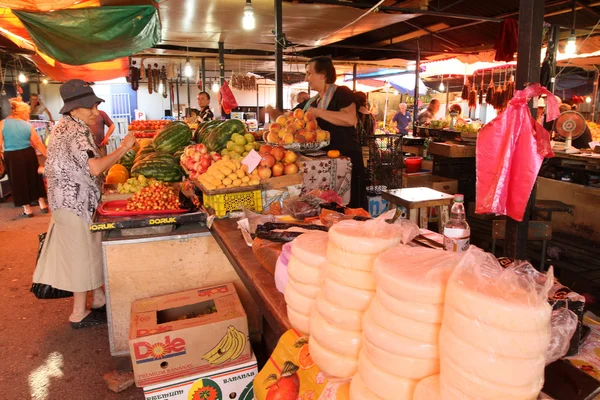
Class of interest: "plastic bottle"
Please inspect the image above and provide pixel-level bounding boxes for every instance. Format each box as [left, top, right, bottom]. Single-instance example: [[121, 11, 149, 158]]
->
[[443, 194, 470, 252]]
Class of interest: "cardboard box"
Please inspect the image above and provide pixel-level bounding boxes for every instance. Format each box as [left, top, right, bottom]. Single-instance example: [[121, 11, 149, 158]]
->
[[402, 173, 458, 195], [143, 356, 257, 400], [428, 142, 476, 158], [129, 283, 252, 387]]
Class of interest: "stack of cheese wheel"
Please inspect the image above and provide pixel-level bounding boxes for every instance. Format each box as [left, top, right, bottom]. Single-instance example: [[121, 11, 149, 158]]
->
[[351, 246, 463, 400], [413, 375, 441, 400], [310, 219, 401, 380], [440, 252, 552, 399], [285, 231, 329, 335]]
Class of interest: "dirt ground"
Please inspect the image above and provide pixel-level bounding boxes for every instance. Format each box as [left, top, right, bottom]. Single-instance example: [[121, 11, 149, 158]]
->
[[0, 199, 144, 399]]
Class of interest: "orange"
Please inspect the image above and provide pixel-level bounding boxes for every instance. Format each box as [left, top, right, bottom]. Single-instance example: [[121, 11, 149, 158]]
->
[[297, 344, 315, 370], [327, 150, 340, 158], [106, 170, 128, 184]]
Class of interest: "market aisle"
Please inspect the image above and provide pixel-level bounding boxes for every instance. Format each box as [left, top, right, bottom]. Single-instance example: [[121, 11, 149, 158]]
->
[[0, 201, 144, 399]]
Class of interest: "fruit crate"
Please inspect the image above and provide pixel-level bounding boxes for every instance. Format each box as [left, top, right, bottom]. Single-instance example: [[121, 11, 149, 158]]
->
[[195, 183, 262, 218]]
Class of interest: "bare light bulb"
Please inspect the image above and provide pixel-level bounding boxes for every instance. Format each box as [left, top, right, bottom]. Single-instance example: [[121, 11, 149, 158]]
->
[[586, 96, 592, 103], [242, 2, 255, 30], [439, 81, 445, 92], [42, 78, 48, 85], [18, 73, 26, 83], [184, 60, 193, 78], [565, 35, 577, 56], [393, 90, 399, 96], [212, 82, 219, 92]]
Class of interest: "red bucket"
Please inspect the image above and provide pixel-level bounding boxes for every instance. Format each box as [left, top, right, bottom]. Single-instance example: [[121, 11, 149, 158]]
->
[[405, 156, 423, 173]]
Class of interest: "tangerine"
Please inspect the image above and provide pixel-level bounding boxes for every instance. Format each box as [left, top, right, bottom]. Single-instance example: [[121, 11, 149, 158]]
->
[[297, 344, 315, 370], [327, 150, 340, 158]]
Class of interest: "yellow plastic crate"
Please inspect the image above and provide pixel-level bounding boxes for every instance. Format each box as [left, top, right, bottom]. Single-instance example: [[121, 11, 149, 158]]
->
[[202, 188, 262, 218]]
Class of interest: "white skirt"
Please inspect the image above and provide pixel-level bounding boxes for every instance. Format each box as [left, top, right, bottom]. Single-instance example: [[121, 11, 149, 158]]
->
[[33, 209, 103, 292]]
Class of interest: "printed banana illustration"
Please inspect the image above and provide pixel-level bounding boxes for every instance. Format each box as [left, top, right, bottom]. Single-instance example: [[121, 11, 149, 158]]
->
[[201, 326, 247, 366]]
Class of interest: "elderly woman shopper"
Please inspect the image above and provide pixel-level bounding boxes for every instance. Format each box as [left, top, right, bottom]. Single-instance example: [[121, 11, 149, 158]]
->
[[0, 98, 48, 217], [33, 80, 136, 329]]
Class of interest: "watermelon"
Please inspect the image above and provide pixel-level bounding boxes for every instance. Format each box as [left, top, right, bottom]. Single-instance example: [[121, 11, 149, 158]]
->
[[134, 145, 155, 163], [119, 150, 136, 171], [203, 119, 246, 152], [154, 121, 192, 153], [131, 154, 182, 182], [195, 120, 222, 144]]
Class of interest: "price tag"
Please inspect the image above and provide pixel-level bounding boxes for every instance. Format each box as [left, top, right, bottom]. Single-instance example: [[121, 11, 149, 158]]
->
[[242, 149, 262, 173]]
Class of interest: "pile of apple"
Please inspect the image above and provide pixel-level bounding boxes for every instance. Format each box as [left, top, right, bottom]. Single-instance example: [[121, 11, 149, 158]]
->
[[256, 144, 300, 180], [266, 109, 330, 145], [180, 143, 222, 180]]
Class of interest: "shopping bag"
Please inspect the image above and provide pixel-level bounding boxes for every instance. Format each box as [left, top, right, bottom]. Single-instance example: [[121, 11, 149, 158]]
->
[[220, 80, 238, 112], [475, 83, 558, 221], [30, 232, 73, 299]]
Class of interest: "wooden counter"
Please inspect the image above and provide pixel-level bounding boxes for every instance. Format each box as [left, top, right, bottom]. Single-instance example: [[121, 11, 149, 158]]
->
[[211, 219, 291, 340]]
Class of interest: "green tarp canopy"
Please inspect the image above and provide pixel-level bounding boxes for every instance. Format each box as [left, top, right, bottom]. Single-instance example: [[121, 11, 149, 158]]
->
[[14, 5, 160, 65]]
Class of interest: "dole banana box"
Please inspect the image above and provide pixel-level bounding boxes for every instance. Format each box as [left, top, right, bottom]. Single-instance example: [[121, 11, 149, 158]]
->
[[129, 283, 252, 387], [143, 355, 257, 400]]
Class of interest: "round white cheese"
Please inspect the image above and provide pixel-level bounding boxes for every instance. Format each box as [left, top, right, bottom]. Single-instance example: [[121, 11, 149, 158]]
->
[[358, 351, 417, 399], [287, 305, 310, 335], [291, 231, 329, 267], [287, 276, 320, 299], [327, 242, 377, 271], [328, 220, 401, 255], [323, 261, 376, 291], [350, 373, 383, 400], [322, 278, 374, 311], [362, 309, 439, 360], [413, 375, 441, 400], [287, 254, 321, 286], [369, 296, 441, 344], [376, 288, 444, 324], [309, 335, 358, 379], [284, 281, 315, 315], [309, 307, 362, 358], [363, 338, 439, 380], [315, 292, 363, 331]]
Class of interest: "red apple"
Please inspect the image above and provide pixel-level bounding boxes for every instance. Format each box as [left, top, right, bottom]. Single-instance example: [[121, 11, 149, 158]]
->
[[283, 150, 297, 164], [260, 153, 276, 168], [271, 146, 285, 161], [284, 163, 299, 175], [260, 144, 273, 154], [257, 166, 272, 180], [195, 144, 208, 154], [272, 162, 285, 177]]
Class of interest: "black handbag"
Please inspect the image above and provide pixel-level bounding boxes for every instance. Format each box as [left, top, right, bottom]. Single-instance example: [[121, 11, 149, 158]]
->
[[30, 232, 73, 299]]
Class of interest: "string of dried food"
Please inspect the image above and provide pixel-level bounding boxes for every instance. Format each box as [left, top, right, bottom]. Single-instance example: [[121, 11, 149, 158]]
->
[[468, 81, 477, 110], [153, 64, 159, 93], [130, 60, 140, 91], [461, 75, 470, 99], [139, 58, 146, 80], [147, 64, 153, 94], [506, 73, 515, 103], [486, 73, 495, 105], [161, 66, 167, 98], [478, 70, 484, 105]]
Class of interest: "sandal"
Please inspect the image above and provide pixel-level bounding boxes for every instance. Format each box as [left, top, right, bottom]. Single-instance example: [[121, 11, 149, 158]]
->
[[40, 207, 49, 214], [71, 311, 106, 329], [91, 304, 106, 313], [17, 212, 33, 219]]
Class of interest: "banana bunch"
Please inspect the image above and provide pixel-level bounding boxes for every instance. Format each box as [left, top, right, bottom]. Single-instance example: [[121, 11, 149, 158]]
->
[[202, 326, 247, 366]]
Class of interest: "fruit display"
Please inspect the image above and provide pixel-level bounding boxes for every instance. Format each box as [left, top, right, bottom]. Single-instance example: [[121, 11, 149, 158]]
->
[[196, 156, 260, 190], [588, 121, 600, 142], [117, 175, 161, 194], [106, 164, 129, 184], [201, 325, 248, 366], [125, 182, 181, 211], [119, 149, 136, 171], [194, 120, 223, 143], [130, 153, 183, 182], [221, 132, 261, 161], [153, 121, 193, 153], [265, 109, 330, 146], [128, 119, 168, 131], [203, 119, 247, 152], [180, 143, 223, 179], [256, 144, 300, 180], [131, 131, 157, 139]]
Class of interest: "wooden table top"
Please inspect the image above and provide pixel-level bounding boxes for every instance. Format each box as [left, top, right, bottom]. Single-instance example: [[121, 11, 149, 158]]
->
[[382, 187, 455, 209], [211, 218, 291, 338]]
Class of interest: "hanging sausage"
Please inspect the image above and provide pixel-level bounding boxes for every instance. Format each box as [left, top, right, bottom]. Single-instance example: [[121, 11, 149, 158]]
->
[[147, 64, 153, 94], [161, 66, 167, 98], [478, 70, 484, 105], [130, 60, 140, 91], [486, 72, 495, 105]]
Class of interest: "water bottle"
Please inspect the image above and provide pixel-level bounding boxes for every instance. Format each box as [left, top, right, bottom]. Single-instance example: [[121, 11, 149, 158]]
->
[[443, 194, 470, 252]]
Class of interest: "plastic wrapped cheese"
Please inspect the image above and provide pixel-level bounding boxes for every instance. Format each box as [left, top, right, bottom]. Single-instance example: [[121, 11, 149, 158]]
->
[[362, 309, 438, 360], [323, 261, 376, 291], [287, 254, 321, 286], [373, 246, 463, 305], [369, 296, 440, 344], [440, 326, 546, 388], [291, 231, 329, 267], [363, 338, 439, 380], [287, 305, 310, 334], [357, 351, 417, 399], [287, 276, 320, 299], [376, 288, 443, 324], [443, 305, 550, 359], [309, 336, 357, 379], [327, 242, 376, 271], [413, 375, 441, 400], [284, 281, 315, 315], [322, 278, 374, 311], [315, 292, 363, 331], [310, 307, 362, 358], [328, 219, 402, 255], [350, 373, 383, 400]]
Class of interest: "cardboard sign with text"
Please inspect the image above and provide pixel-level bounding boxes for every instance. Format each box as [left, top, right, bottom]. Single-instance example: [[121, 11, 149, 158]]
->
[[129, 283, 252, 387]]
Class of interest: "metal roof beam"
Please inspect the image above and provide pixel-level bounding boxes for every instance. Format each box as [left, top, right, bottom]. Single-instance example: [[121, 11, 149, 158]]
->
[[575, 0, 600, 18]]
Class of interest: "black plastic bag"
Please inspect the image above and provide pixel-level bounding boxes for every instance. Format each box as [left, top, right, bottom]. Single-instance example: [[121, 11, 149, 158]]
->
[[30, 232, 73, 299]]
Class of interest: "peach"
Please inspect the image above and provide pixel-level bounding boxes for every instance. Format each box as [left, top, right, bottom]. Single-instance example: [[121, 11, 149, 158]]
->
[[269, 123, 282, 133], [278, 129, 287, 139], [257, 166, 272, 180], [294, 134, 307, 143], [305, 130, 317, 143], [259, 144, 273, 153], [285, 125, 297, 135], [293, 108, 304, 119], [272, 162, 285, 177], [283, 132, 295, 144], [266, 132, 279, 144], [294, 118, 305, 129], [284, 162, 299, 175], [305, 120, 318, 131], [283, 150, 297, 164], [304, 111, 315, 122], [316, 129, 327, 142], [276, 115, 287, 125]]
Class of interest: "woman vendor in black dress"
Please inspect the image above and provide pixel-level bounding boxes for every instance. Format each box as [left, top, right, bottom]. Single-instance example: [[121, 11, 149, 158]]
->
[[305, 56, 367, 209]]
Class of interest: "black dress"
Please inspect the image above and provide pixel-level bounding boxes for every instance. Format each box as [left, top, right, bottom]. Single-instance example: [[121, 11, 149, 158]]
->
[[311, 86, 367, 209]]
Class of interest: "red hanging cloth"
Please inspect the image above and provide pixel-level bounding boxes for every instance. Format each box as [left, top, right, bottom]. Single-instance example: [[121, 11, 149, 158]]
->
[[494, 18, 519, 62]]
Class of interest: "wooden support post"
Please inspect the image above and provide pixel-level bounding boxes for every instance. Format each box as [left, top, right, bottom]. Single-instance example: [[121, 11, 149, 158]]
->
[[412, 40, 420, 137], [353, 64, 357, 92], [274, 0, 284, 111], [201, 57, 206, 92]]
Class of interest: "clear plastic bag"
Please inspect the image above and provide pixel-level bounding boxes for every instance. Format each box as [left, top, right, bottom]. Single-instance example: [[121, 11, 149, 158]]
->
[[274, 241, 293, 294], [546, 307, 578, 365], [476, 83, 558, 221]]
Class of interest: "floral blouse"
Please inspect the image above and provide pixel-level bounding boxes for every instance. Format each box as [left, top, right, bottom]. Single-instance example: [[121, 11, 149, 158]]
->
[[45, 115, 102, 224]]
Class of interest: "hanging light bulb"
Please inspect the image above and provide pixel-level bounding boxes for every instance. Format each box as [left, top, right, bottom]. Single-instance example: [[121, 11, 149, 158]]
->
[[242, 0, 255, 30], [42, 78, 48, 85], [184, 58, 193, 78], [585, 96, 592, 103], [18, 73, 27, 83], [439, 76, 445, 92], [212, 81, 220, 92], [565, 34, 577, 56]]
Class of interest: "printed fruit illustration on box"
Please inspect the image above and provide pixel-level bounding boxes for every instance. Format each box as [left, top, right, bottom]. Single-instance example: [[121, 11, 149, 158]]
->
[[266, 109, 330, 145], [264, 361, 300, 400], [201, 326, 248, 366], [188, 378, 222, 400]]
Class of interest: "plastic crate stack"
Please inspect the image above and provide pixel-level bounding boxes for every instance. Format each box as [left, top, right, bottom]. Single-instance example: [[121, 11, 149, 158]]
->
[[364, 134, 403, 190]]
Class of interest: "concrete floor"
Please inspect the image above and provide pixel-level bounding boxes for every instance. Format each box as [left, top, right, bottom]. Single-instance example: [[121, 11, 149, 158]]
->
[[0, 199, 144, 399]]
